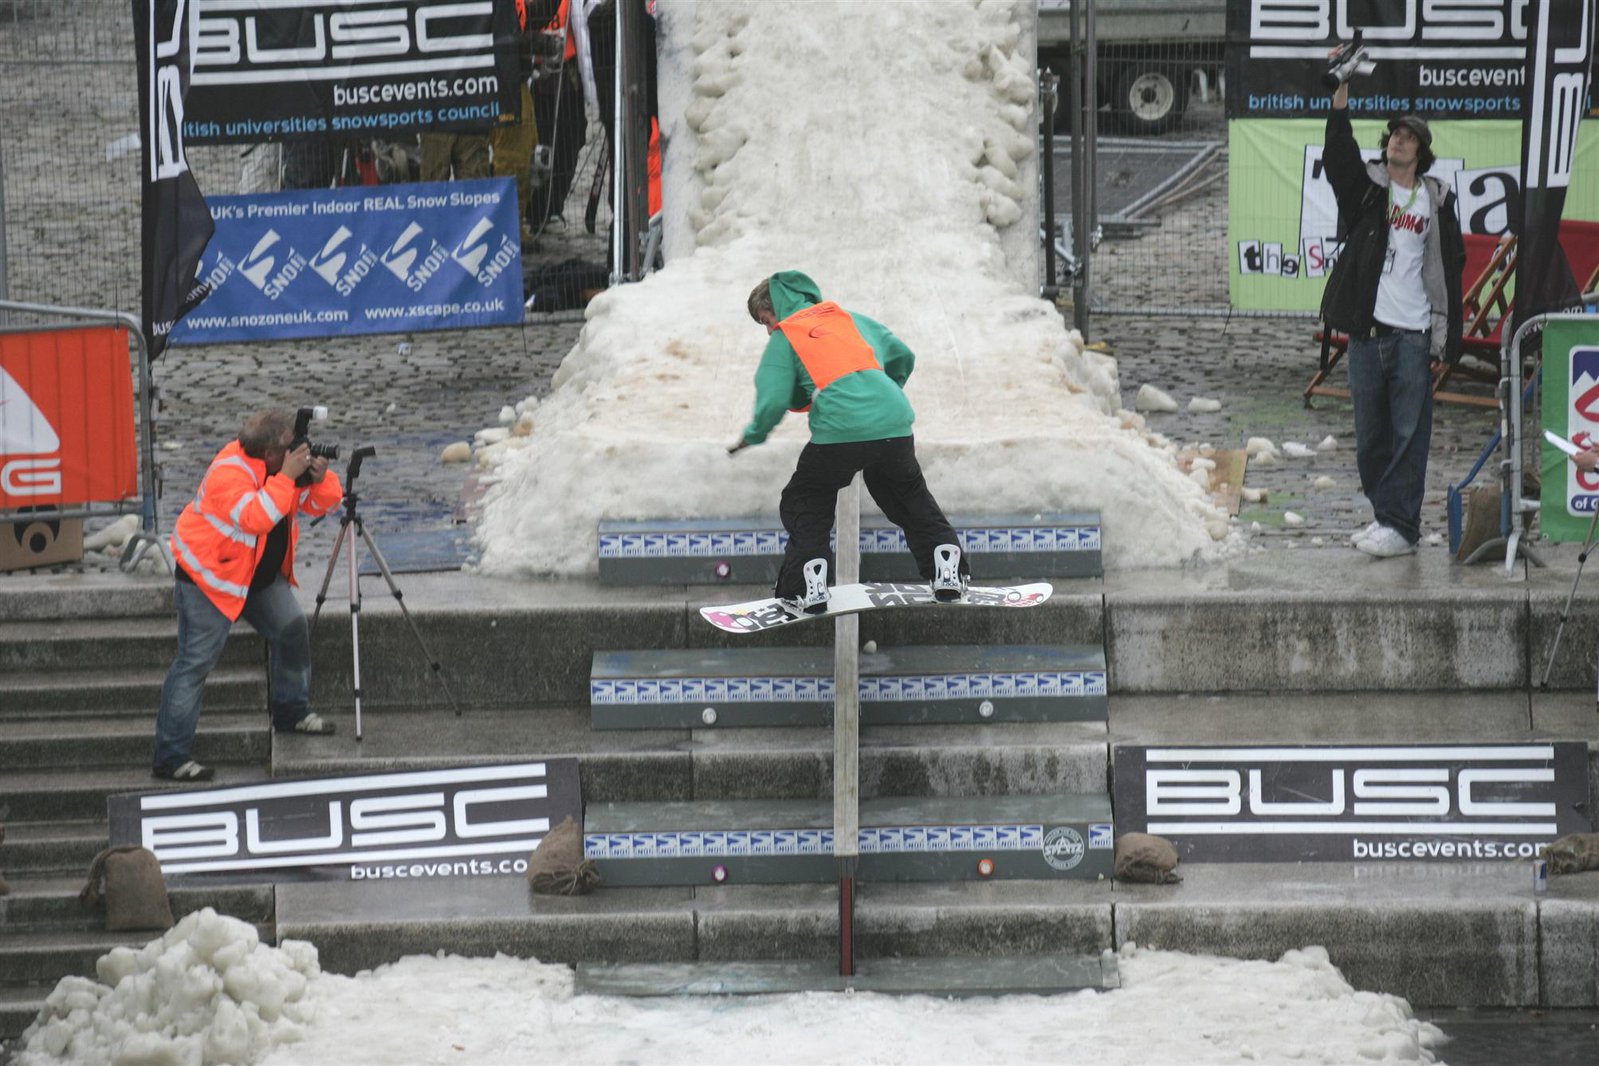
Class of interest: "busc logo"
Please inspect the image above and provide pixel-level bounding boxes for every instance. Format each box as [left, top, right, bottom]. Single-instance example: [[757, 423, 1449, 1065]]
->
[[450, 217, 518, 288], [239, 230, 308, 301], [149, 0, 192, 182], [381, 221, 450, 293], [310, 226, 379, 297], [0, 366, 64, 497]]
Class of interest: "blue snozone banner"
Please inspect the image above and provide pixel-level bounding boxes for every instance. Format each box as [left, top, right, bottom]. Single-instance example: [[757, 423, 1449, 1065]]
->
[[171, 178, 520, 344]]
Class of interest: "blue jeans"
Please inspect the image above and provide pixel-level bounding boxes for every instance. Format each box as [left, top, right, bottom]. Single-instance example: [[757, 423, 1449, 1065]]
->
[[1347, 329, 1433, 544], [154, 575, 311, 771]]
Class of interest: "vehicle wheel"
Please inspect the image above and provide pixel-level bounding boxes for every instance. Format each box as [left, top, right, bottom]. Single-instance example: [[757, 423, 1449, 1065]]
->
[[1112, 64, 1188, 135]]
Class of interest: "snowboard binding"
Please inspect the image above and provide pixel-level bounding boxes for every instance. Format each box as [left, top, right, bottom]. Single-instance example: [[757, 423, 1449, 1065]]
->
[[780, 558, 831, 617], [931, 543, 966, 603]]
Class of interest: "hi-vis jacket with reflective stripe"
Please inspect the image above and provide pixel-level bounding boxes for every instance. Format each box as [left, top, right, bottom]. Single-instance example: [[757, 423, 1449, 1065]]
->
[[170, 440, 343, 621], [741, 271, 916, 446]]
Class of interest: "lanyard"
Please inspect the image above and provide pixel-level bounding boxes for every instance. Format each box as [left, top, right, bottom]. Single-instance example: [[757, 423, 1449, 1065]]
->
[[1390, 180, 1419, 218]]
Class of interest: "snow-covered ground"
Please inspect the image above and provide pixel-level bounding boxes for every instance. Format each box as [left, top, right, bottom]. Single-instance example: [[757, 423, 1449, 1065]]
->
[[473, 0, 1228, 577], [9, 910, 1444, 1066]]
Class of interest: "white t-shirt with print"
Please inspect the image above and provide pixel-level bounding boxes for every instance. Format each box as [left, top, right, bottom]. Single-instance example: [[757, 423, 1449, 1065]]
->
[[1372, 179, 1432, 331]]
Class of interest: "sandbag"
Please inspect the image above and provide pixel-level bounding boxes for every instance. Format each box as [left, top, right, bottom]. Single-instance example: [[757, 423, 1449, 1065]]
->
[[1455, 482, 1502, 562], [528, 816, 600, 896], [79, 846, 173, 931], [1543, 832, 1599, 875], [1114, 832, 1182, 884]]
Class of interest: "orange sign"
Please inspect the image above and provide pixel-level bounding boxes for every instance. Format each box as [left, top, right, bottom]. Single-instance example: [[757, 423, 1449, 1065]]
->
[[0, 327, 138, 510]]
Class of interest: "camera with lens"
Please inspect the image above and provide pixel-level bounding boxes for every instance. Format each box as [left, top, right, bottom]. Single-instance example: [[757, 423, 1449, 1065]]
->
[[292, 406, 339, 485], [1323, 30, 1376, 90]]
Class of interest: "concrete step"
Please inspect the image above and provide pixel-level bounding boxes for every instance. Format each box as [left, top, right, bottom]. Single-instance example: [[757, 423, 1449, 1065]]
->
[[0, 874, 274, 931], [0, 574, 172, 621], [590, 645, 1107, 729], [0, 664, 265, 718], [0, 712, 269, 769], [586, 794, 1114, 885], [0, 920, 275, 985], [0, 617, 263, 673], [0, 821, 111, 878], [272, 862, 1599, 1007], [0, 764, 270, 823], [0, 984, 51, 1046], [270, 706, 1108, 803], [294, 576, 1106, 711], [274, 877, 1114, 977], [596, 513, 1104, 585]]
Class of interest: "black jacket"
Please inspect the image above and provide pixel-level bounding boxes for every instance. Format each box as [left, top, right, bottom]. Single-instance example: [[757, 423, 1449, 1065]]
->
[[1319, 108, 1465, 363]]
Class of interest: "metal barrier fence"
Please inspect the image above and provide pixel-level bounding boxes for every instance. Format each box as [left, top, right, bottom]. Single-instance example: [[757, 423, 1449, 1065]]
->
[[0, 0, 619, 319], [0, 297, 168, 571], [1039, 1, 1234, 324]]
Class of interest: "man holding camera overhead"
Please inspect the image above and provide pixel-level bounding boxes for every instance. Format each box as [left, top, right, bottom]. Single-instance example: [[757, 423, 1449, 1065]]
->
[[153, 410, 343, 782], [1320, 53, 1465, 559]]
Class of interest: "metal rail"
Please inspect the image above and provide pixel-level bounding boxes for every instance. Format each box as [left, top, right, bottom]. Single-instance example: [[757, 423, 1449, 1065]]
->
[[833, 474, 861, 976]]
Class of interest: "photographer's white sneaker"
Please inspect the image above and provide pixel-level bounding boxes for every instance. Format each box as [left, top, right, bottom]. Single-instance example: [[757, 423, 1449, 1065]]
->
[[1357, 525, 1417, 558], [1351, 520, 1381, 547]]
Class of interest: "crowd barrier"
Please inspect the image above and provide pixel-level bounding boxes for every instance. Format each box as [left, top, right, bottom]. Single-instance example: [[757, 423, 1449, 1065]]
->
[[0, 299, 168, 573]]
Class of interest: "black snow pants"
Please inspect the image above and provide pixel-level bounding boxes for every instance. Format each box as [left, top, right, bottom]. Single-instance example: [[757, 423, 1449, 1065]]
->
[[775, 435, 966, 599]]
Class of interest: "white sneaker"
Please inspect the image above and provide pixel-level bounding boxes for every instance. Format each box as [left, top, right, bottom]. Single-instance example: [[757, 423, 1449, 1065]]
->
[[1351, 520, 1381, 547], [931, 543, 966, 603], [1356, 525, 1417, 558]]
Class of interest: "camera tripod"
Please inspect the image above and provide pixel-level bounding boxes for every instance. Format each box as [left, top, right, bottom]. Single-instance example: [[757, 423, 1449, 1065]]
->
[[311, 446, 461, 740]]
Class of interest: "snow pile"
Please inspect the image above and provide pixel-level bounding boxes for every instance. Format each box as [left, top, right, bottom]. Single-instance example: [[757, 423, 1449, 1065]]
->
[[12, 935, 1445, 1066], [473, 0, 1226, 575], [260, 942, 1439, 1065], [13, 909, 318, 1066]]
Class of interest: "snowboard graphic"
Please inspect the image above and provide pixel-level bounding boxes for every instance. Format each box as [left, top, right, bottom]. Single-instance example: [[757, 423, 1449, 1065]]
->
[[700, 581, 1054, 634]]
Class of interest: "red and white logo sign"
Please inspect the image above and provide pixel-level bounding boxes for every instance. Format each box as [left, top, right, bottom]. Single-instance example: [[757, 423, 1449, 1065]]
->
[[0, 327, 137, 510]]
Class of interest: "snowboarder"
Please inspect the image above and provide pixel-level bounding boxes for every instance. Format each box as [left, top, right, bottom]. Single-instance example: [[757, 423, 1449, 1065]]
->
[[731, 270, 968, 615]]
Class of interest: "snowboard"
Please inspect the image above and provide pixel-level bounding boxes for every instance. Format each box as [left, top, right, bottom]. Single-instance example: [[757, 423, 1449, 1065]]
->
[[700, 581, 1054, 635]]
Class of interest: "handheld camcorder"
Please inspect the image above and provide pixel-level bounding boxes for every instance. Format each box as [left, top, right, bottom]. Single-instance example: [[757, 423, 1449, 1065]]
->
[[1323, 30, 1376, 90]]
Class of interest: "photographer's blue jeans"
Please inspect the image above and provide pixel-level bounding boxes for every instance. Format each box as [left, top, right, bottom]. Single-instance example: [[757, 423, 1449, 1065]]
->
[[1348, 329, 1433, 545], [154, 575, 311, 772]]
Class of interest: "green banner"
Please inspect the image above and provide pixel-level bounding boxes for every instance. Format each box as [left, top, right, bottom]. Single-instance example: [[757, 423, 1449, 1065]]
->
[[1227, 119, 1599, 312], [1541, 318, 1599, 543]]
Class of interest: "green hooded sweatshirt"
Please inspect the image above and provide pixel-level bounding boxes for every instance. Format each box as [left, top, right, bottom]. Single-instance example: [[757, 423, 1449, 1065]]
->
[[741, 270, 917, 446]]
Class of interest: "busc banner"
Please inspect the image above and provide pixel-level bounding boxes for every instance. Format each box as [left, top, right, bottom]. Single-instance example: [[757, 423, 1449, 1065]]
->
[[1226, 0, 1599, 312], [109, 761, 581, 882], [134, 0, 216, 357], [0, 329, 138, 510], [169, 178, 522, 343], [181, 0, 521, 143], [1540, 319, 1599, 541]]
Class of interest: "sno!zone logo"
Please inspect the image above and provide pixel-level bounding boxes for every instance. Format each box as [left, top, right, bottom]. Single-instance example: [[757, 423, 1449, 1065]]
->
[[310, 226, 379, 297], [1567, 348, 1599, 516], [0, 366, 63, 497], [450, 217, 518, 287], [239, 229, 308, 301], [381, 221, 450, 293]]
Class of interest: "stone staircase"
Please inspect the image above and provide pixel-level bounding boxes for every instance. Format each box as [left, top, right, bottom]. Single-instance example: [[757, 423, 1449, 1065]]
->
[[0, 578, 274, 1040]]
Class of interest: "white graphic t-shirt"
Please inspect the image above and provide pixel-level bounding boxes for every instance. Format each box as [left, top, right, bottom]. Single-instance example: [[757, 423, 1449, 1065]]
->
[[1372, 179, 1432, 331]]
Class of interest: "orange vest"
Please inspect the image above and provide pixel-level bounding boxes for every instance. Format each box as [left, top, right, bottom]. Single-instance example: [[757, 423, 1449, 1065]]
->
[[778, 302, 881, 393], [547, 0, 577, 61], [169, 440, 342, 621]]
